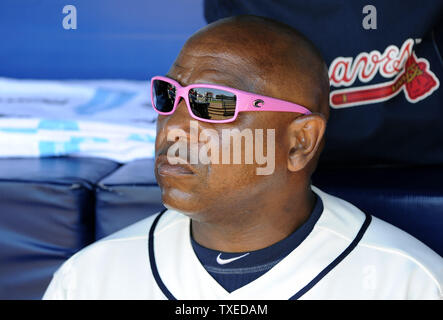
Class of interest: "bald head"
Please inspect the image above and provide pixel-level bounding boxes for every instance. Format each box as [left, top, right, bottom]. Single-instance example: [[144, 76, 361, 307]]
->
[[171, 15, 330, 120]]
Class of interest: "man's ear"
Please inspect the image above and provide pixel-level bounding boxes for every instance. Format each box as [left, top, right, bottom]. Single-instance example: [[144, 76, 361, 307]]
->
[[287, 113, 326, 172]]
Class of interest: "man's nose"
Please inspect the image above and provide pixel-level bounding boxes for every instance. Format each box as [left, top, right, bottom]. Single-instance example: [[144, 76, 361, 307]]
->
[[156, 98, 192, 155]]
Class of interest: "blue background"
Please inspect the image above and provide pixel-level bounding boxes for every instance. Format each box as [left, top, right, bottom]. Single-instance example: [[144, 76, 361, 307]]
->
[[0, 0, 207, 79]]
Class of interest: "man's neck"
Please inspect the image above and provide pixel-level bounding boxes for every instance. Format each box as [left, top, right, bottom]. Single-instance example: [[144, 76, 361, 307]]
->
[[191, 187, 316, 252]]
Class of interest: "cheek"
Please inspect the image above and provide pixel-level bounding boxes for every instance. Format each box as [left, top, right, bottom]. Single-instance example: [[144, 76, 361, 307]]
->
[[202, 128, 288, 189], [155, 118, 166, 148], [156, 115, 166, 129], [206, 163, 261, 193]]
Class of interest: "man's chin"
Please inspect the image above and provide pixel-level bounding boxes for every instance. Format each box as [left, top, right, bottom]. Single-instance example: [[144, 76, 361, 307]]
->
[[161, 188, 204, 217]]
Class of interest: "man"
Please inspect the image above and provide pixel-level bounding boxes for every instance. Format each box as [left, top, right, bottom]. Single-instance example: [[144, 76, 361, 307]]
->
[[43, 16, 442, 300]]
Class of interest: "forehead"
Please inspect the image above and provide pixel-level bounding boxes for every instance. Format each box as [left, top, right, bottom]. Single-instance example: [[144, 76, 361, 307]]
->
[[167, 40, 267, 93]]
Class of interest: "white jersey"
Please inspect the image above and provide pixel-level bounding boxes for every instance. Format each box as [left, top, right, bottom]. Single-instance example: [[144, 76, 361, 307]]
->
[[43, 186, 443, 300]]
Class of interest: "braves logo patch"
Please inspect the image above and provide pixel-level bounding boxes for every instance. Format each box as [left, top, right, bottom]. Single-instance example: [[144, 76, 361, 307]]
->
[[328, 38, 440, 108]]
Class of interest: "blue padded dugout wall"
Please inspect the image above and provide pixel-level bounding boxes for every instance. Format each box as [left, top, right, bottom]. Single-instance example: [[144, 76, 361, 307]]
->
[[0, 0, 206, 299]]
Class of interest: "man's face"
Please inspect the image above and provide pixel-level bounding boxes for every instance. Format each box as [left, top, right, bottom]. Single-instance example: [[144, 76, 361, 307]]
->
[[154, 42, 292, 221]]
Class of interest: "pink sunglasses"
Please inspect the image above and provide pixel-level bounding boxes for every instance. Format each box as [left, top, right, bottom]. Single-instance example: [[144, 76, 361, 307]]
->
[[151, 75, 311, 123]]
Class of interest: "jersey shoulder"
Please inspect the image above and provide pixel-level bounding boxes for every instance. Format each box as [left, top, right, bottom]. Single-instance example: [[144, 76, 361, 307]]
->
[[43, 210, 184, 299], [358, 216, 443, 298], [360, 215, 442, 278], [57, 208, 185, 269], [313, 185, 443, 298]]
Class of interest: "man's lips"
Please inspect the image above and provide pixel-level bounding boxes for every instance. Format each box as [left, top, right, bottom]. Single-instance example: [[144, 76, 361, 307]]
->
[[158, 163, 194, 176], [156, 155, 195, 176]]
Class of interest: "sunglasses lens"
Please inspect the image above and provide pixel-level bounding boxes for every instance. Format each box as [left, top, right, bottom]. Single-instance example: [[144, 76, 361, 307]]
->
[[189, 88, 236, 121], [152, 80, 176, 113]]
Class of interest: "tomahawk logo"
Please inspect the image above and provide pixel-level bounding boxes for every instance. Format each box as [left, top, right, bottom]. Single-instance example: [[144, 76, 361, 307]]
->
[[329, 38, 440, 108]]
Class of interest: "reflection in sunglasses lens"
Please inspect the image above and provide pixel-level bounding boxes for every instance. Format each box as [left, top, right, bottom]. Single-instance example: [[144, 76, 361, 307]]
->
[[153, 80, 176, 113], [189, 88, 236, 120]]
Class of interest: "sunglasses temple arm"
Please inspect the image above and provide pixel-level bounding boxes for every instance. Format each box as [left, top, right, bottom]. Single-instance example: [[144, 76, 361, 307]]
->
[[238, 95, 312, 114]]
